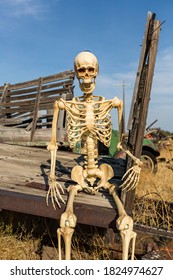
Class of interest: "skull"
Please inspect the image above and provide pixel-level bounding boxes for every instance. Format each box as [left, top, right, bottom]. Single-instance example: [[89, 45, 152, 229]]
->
[[74, 51, 99, 94]]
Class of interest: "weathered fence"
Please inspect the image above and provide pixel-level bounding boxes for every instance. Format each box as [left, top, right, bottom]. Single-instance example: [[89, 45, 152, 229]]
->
[[0, 70, 75, 145]]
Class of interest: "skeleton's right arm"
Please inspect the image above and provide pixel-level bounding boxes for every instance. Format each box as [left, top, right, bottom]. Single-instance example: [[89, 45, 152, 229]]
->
[[47, 99, 66, 176], [47, 99, 65, 150], [46, 100, 66, 209], [48, 101, 59, 146], [47, 101, 60, 179]]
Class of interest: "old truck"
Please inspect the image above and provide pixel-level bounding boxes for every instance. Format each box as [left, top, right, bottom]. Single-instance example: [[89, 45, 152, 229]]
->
[[97, 129, 160, 173]]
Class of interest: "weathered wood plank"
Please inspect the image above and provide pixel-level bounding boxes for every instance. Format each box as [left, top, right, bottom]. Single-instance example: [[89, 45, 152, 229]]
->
[[0, 188, 116, 228], [30, 78, 43, 141], [0, 143, 117, 229], [5, 79, 74, 98], [2, 91, 72, 109], [0, 84, 10, 106], [0, 70, 74, 93], [1, 70, 74, 91]]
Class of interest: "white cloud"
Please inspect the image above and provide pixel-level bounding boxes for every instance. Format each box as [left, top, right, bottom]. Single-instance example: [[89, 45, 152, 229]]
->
[[152, 47, 173, 96], [0, 0, 46, 18]]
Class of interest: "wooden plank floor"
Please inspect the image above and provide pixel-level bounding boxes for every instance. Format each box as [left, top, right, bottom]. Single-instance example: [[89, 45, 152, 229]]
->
[[0, 143, 119, 229]]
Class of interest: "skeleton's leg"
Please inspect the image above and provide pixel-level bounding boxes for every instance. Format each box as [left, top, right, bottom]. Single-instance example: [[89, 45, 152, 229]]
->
[[106, 183, 136, 260], [57, 184, 82, 260], [131, 231, 137, 260], [116, 215, 137, 260]]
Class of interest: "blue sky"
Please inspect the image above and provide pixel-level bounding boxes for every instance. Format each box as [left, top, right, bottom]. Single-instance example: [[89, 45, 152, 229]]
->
[[0, 0, 173, 132]]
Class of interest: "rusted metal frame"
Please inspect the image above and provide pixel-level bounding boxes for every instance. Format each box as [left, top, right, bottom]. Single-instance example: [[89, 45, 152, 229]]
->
[[30, 78, 43, 142], [134, 224, 173, 239], [121, 12, 160, 214]]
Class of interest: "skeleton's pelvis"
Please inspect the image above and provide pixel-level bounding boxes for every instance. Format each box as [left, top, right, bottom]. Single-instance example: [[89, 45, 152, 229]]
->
[[71, 163, 114, 190]]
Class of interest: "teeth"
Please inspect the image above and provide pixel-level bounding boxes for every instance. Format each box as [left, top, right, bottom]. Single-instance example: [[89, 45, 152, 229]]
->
[[83, 83, 91, 88]]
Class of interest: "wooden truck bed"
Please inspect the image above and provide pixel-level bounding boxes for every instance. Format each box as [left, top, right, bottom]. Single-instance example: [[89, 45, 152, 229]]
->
[[0, 143, 120, 229]]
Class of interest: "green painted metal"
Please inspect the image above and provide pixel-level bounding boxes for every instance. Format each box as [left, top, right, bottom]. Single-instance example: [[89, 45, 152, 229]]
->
[[108, 130, 160, 158]]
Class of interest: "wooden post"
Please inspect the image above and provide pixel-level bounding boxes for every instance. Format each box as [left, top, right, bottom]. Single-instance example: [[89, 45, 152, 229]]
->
[[30, 77, 43, 142], [0, 84, 10, 114], [121, 12, 161, 215]]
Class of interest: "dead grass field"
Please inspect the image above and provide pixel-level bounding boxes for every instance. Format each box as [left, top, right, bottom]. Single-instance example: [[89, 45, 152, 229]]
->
[[0, 142, 172, 260], [0, 224, 40, 260], [136, 139, 173, 203]]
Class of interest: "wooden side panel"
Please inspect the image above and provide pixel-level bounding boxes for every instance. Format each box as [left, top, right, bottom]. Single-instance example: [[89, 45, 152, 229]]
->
[[0, 70, 75, 144]]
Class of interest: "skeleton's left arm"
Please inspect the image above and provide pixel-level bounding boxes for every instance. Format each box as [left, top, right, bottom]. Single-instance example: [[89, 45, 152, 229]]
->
[[112, 97, 142, 191], [112, 97, 123, 143]]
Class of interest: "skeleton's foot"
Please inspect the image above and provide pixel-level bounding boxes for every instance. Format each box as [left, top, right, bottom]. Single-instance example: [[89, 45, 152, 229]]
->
[[58, 210, 77, 260], [46, 177, 65, 209], [116, 215, 136, 260]]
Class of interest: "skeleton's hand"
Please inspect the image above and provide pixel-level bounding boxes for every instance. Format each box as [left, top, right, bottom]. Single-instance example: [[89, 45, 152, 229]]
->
[[120, 163, 141, 191], [46, 176, 65, 209], [118, 144, 142, 191]]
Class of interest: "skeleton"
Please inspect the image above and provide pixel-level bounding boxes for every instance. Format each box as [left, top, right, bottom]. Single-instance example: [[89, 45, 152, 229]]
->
[[47, 51, 142, 260]]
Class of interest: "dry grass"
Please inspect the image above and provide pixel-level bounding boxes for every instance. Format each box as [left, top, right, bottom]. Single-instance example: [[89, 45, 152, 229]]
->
[[71, 226, 111, 260], [136, 164, 173, 203], [133, 141, 173, 230], [0, 224, 40, 260]]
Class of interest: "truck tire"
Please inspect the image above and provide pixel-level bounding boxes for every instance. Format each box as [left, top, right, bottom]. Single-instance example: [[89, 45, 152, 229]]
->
[[141, 150, 158, 173]]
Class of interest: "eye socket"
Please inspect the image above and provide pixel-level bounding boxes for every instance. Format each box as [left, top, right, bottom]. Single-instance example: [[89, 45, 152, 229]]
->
[[88, 67, 95, 73], [78, 67, 86, 73]]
